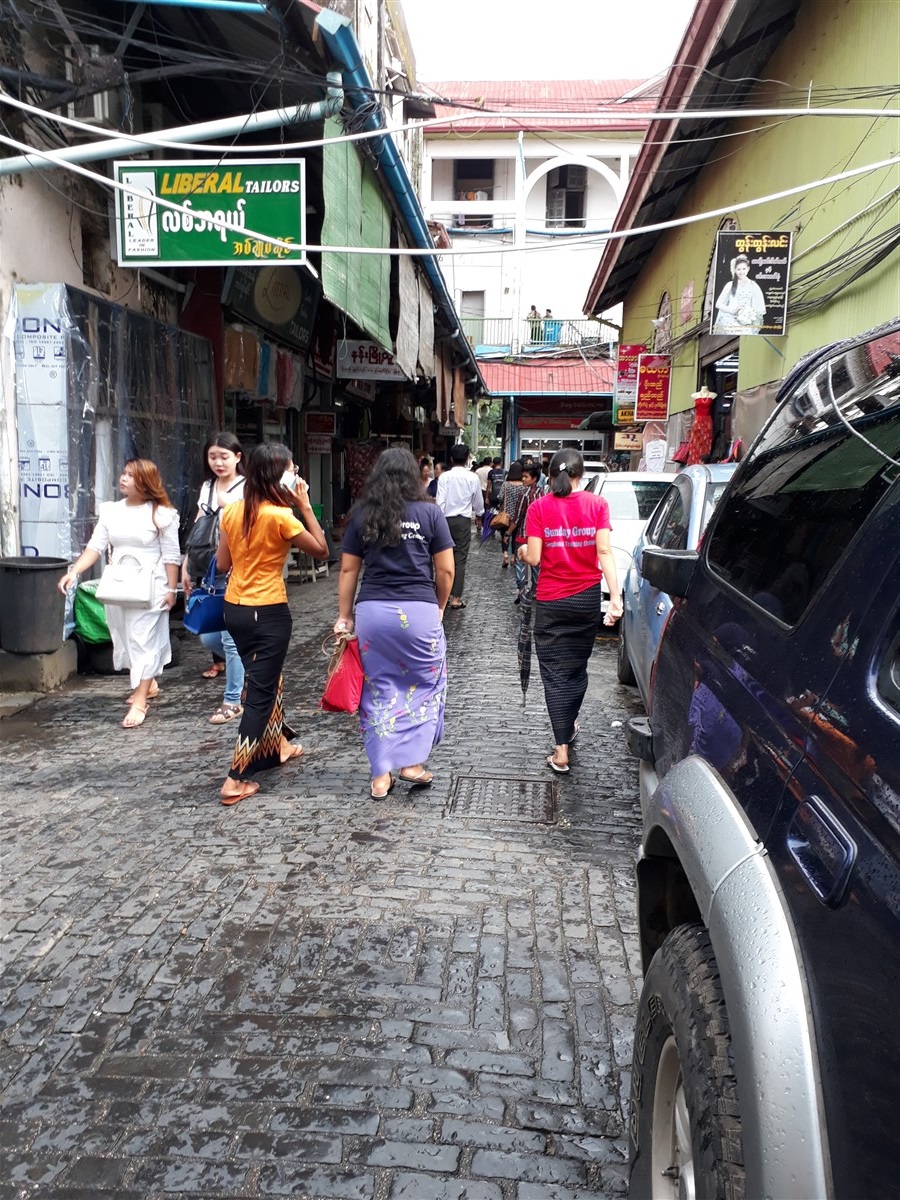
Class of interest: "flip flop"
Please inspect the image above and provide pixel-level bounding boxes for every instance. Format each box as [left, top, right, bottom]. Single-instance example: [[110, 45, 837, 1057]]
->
[[370, 775, 396, 800], [546, 755, 569, 775], [449, 599, 467, 609], [220, 781, 261, 806], [569, 721, 580, 744], [279, 743, 304, 764], [202, 663, 225, 678], [399, 768, 433, 788]]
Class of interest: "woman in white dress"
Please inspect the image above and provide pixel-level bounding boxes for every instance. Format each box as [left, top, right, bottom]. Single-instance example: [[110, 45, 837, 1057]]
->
[[713, 254, 766, 334], [58, 459, 182, 728]]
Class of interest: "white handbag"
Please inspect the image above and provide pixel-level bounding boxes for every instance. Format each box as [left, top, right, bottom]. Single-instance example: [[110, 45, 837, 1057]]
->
[[95, 560, 155, 609]]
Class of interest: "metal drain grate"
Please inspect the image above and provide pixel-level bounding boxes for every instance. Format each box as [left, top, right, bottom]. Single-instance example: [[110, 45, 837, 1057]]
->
[[447, 775, 557, 823]]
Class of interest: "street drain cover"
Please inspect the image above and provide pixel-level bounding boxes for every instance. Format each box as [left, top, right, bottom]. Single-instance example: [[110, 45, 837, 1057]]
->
[[447, 776, 557, 823]]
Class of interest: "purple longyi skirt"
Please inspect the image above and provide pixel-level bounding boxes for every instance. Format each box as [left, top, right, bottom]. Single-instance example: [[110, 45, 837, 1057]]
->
[[354, 600, 447, 776]]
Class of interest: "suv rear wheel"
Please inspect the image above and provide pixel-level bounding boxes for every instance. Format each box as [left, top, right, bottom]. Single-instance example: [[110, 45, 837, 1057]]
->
[[629, 924, 744, 1199]]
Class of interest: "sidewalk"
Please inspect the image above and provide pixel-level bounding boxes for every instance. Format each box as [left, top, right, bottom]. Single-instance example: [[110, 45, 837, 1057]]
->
[[0, 534, 647, 1199]]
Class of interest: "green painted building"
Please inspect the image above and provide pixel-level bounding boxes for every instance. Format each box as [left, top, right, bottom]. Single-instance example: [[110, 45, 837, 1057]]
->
[[585, 0, 899, 451]]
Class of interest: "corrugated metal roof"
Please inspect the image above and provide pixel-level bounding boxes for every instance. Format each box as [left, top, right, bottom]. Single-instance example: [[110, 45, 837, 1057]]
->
[[479, 358, 615, 396], [422, 79, 655, 134]]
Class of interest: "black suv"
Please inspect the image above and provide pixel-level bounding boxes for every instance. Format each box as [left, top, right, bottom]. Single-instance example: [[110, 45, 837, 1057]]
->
[[625, 321, 900, 1199]]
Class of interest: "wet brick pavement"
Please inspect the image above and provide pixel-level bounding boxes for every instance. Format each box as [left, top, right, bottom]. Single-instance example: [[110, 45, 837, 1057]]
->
[[1, 534, 647, 1199]]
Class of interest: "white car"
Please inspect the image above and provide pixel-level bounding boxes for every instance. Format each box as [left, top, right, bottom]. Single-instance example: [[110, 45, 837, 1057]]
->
[[584, 471, 672, 619]]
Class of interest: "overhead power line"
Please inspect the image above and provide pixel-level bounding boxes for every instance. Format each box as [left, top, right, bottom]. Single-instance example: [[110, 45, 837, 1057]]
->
[[1, 87, 899, 168], [1, 122, 897, 262]]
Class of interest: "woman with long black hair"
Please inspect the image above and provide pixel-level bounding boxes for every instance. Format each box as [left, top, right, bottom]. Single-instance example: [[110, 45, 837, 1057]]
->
[[333, 447, 455, 799], [519, 448, 622, 774], [182, 431, 246, 720], [216, 443, 328, 805]]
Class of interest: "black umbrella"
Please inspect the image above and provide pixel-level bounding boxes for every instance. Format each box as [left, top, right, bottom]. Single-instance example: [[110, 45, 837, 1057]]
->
[[480, 508, 496, 545], [517, 582, 535, 699]]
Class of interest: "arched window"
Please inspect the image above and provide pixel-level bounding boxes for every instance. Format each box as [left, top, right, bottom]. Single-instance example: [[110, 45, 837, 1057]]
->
[[653, 292, 672, 352]]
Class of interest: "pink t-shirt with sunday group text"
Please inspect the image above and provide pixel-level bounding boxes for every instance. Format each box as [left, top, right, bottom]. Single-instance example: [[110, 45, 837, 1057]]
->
[[525, 490, 612, 602]]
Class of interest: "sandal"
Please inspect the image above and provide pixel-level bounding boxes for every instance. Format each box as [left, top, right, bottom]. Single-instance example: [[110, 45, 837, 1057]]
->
[[202, 663, 225, 679], [279, 743, 304, 764], [370, 775, 396, 800], [122, 703, 147, 730], [209, 704, 243, 724], [399, 767, 433, 788], [569, 721, 580, 744], [124, 681, 159, 704], [546, 754, 569, 775], [449, 599, 467, 609], [220, 781, 260, 806]]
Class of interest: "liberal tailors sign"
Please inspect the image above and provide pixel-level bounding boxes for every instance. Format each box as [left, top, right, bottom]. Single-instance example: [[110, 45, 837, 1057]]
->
[[113, 159, 306, 267], [710, 230, 792, 336]]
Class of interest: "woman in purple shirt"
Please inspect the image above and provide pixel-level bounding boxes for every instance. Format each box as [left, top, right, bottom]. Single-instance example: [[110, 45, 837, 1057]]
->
[[334, 448, 456, 799]]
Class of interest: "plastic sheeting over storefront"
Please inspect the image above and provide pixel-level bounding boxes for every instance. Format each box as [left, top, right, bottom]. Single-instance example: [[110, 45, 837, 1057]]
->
[[9, 283, 215, 559]]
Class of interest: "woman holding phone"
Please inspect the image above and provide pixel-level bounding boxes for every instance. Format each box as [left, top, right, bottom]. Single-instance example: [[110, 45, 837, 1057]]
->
[[215, 443, 328, 806]]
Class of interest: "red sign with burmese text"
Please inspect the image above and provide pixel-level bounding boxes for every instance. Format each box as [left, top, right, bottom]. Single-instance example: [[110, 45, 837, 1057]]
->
[[635, 354, 672, 422]]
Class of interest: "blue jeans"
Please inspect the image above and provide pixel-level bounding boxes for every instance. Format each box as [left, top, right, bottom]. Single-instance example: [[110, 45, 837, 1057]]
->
[[200, 627, 244, 706]]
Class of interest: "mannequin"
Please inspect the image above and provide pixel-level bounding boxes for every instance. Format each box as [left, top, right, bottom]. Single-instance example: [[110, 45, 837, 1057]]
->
[[687, 385, 716, 465]]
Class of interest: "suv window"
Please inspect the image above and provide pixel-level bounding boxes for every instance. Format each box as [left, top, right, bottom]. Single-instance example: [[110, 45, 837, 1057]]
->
[[706, 329, 900, 625]]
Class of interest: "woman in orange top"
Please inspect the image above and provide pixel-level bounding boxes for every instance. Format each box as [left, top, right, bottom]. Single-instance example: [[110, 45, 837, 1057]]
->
[[216, 443, 328, 805]]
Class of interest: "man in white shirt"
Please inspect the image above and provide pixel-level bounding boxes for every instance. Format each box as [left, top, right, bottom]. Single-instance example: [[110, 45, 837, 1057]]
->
[[436, 442, 484, 610]]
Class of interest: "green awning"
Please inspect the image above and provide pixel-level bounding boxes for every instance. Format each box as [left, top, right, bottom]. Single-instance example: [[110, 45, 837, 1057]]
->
[[322, 118, 392, 350]]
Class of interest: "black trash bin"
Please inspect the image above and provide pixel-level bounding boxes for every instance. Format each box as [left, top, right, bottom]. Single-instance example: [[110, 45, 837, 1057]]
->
[[0, 557, 68, 654]]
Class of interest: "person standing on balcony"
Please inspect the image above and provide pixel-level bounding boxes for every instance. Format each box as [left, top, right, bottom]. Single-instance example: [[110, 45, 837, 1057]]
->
[[527, 305, 542, 343], [436, 442, 484, 610]]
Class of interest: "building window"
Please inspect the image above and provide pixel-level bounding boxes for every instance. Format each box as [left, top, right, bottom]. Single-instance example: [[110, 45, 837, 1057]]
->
[[653, 293, 672, 352], [546, 165, 587, 228], [454, 159, 493, 227]]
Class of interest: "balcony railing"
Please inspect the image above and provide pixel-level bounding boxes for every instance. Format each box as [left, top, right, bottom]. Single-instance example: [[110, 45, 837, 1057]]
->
[[460, 316, 614, 354]]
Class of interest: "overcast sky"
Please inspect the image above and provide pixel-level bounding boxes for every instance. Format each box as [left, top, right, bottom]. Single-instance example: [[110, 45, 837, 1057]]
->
[[400, 0, 697, 82]]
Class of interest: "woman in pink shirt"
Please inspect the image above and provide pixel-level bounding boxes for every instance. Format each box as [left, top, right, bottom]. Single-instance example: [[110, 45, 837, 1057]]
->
[[520, 449, 622, 774]]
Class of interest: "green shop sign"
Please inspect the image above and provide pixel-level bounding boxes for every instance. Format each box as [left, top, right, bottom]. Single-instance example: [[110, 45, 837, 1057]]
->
[[113, 158, 306, 267]]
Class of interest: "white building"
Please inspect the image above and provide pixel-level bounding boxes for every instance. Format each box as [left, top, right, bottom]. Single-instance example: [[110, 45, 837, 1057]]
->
[[419, 80, 651, 353]]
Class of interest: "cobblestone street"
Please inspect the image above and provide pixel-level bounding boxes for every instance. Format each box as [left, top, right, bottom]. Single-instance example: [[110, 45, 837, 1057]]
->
[[1, 535, 646, 1200]]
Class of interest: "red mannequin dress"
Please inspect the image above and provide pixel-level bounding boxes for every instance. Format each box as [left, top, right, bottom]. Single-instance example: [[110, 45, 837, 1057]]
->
[[687, 388, 715, 465]]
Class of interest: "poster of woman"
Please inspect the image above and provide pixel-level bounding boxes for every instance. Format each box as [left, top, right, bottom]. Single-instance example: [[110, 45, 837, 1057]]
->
[[710, 230, 792, 336]]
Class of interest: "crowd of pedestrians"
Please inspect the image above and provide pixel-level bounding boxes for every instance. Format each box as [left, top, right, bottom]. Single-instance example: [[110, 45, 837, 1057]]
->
[[60, 441, 620, 804]]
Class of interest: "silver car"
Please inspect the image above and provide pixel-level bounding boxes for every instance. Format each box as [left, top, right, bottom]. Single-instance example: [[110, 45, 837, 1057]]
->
[[584, 472, 672, 620], [617, 464, 737, 707]]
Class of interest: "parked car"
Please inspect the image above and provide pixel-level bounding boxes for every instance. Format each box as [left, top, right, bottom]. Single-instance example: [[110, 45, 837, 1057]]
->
[[624, 321, 900, 1199], [583, 471, 671, 619], [617, 463, 738, 705]]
